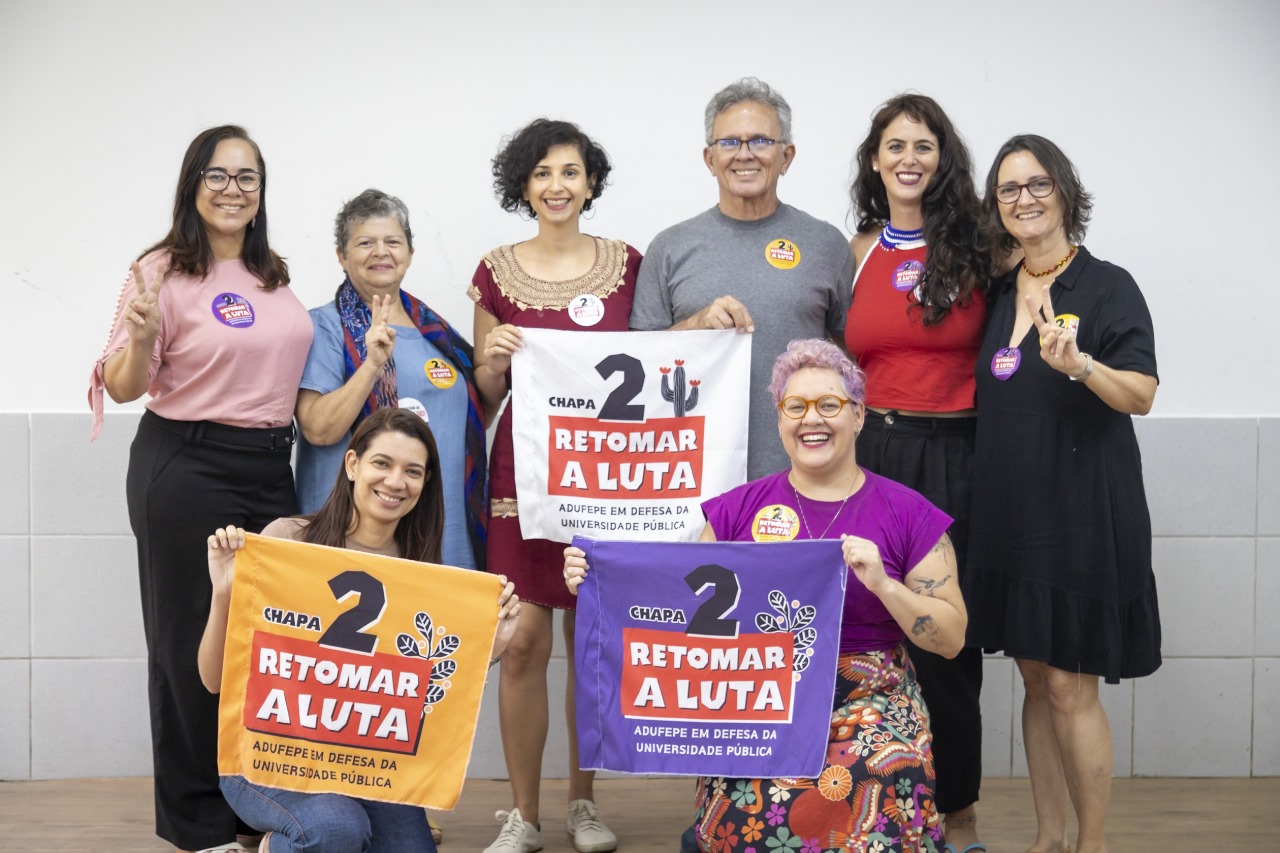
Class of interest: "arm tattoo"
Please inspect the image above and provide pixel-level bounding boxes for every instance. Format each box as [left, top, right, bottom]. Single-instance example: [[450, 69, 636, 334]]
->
[[929, 534, 956, 562], [910, 574, 952, 598], [911, 616, 939, 642]]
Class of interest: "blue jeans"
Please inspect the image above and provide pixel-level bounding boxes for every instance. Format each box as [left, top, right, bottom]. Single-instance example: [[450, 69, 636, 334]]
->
[[220, 775, 437, 853]]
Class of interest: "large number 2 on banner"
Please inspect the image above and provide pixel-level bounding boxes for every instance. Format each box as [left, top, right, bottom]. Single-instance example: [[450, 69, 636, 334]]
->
[[595, 353, 645, 421], [318, 570, 387, 655], [684, 564, 741, 638]]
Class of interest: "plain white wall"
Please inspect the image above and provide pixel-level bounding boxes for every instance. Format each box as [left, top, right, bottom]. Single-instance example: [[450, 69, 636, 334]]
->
[[1, 0, 1276, 415]]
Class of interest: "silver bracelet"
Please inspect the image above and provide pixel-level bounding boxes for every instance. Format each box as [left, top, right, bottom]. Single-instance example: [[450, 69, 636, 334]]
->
[[1070, 352, 1094, 382]]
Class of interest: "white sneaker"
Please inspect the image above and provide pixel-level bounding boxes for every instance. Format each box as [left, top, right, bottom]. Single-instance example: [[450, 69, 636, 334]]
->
[[567, 799, 618, 853], [483, 808, 543, 853]]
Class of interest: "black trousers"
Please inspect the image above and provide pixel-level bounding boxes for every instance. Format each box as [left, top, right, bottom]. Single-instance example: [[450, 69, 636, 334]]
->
[[859, 410, 984, 814], [127, 411, 297, 850]]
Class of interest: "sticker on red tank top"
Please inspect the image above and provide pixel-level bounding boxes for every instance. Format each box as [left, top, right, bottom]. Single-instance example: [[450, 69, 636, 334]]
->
[[569, 293, 605, 327], [399, 397, 428, 422], [892, 259, 924, 292], [424, 358, 458, 389], [765, 238, 801, 270], [991, 347, 1021, 380], [212, 293, 255, 327], [752, 505, 800, 541]]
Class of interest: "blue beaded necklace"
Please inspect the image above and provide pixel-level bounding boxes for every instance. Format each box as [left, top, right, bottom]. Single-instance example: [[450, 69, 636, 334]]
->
[[878, 222, 926, 250]]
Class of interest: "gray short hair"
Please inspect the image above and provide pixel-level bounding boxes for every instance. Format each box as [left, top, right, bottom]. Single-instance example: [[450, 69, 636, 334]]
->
[[704, 77, 793, 145], [334, 189, 413, 256]]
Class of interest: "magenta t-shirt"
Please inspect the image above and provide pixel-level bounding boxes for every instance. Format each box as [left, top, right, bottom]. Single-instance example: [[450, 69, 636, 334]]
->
[[702, 469, 952, 653]]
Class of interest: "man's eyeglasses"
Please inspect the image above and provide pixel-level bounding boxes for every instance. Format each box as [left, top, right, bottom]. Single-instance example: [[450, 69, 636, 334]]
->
[[711, 137, 778, 154]]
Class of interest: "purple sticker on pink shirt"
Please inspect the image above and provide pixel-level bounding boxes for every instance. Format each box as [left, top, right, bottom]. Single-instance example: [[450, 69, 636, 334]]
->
[[212, 293, 255, 327], [892, 259, 924, 292], [991, 347, 1021, 380]]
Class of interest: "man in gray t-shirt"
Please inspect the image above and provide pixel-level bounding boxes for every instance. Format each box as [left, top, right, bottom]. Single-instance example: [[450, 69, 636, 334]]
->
[[630, 77, 855, 479]]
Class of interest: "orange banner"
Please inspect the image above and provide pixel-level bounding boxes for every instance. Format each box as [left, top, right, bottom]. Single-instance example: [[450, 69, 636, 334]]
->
[[216, 534, 500, 809]]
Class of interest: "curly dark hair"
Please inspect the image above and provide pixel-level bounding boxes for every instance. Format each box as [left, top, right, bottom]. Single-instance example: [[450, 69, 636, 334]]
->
[[851, 94, 988, 326], [491, 119, 611, 217], [982, 134, 1094, 259], [139, 125, 289, 290]]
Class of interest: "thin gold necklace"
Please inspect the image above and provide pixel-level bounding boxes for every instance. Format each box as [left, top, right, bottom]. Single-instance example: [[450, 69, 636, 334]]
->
[[792, 468, 864, 539]]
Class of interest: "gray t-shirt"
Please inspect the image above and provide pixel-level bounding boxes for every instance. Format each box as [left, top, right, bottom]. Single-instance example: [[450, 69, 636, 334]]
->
[[629, 203, 854, 478]]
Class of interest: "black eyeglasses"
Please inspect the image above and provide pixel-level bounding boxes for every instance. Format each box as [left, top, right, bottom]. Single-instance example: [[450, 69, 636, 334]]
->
[[201, 169, 263, 193], [994, 176, 1056, 205], [711, 137, 778, 154]]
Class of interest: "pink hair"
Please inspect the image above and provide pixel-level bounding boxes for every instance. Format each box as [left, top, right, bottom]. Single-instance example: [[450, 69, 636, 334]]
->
[[769, 339, 867, 405]]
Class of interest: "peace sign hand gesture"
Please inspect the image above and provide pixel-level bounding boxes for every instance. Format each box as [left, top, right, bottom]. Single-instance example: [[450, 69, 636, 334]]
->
[[124, 260, 168, 346], [364, 294, 398, 371], [1026, 284, 1087, 378]]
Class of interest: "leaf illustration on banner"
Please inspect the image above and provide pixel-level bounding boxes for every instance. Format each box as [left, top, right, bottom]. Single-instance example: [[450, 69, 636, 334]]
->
[[433, 659, 457, 680], [423, 684, 446, 707], [791, 605, 816, 631], [794, 652, 812, 673], [415, 612, 433, 638], [755, 612, 782, 632], [430, 634, 460, 659], [768, 590, 789, 622], [396, 634, 422, 657], [794, 627, 817, 651]]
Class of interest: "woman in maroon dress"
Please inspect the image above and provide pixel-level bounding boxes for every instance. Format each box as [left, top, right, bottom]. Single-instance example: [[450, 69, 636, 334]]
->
[[470, 118, 641, 853]]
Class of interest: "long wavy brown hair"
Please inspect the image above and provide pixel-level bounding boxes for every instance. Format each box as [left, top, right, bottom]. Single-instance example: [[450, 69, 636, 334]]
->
[[851, 94, 989, 326], [139, 125, 289, 290], [302, 409, 443, 563]]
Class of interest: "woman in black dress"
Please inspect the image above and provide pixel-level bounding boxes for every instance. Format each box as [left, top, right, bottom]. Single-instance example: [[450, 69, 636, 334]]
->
[[965, 135, 1160, 853]]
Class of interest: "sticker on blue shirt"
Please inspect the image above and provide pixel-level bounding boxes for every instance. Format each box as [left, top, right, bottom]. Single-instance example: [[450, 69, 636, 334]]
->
[[212, 293, 255, 328]]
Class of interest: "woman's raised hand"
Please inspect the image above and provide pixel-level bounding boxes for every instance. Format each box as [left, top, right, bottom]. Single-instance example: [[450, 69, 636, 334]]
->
[[563, 545, 589, 595], [124, 261, 168, 345], [482, 323, 524, 375], [365, 294, 398, 371], [841, 534, 890, 595], [1026, 284, 1087, 377], [492, 575, 522, 660], [207, 526, 247, 599]]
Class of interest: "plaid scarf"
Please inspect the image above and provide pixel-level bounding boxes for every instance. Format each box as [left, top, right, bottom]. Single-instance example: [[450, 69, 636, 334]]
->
[[337, 278, 487, 568]]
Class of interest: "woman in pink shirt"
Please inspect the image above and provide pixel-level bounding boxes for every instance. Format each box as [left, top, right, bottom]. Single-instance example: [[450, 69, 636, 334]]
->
[[89, 125, 312, 853]]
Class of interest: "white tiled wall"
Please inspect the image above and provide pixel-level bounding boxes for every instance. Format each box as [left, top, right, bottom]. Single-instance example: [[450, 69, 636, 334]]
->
[[1, 413, 1276, 780]]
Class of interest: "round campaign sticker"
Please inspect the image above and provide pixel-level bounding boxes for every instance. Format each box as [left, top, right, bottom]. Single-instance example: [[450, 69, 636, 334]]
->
[[752, 505, 800, 541], [424, 359, 458, 389], [991, 347, 1021, 380], [399, 397, 428, 422], [211, 293, 255, 327], [568, 293, 605, 327], [892, 260, 924, 292], [765, 238, 801, 270], [1038, 313, 1082, 347]]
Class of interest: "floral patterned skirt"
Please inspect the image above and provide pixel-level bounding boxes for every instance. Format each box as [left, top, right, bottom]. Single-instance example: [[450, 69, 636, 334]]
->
[[693, 645, 942, 853]]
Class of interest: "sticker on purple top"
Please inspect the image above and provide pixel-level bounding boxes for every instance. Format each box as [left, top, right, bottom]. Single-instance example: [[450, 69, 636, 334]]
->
[[991, 347, 1021, 380], [212, 293, 255, 327], [892, 259, 924, 292]]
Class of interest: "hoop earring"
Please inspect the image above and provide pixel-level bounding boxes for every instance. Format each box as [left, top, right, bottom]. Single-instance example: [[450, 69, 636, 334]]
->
[[581, 205, 597, 221]]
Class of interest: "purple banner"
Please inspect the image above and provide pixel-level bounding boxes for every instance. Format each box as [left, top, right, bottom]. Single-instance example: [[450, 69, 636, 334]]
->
[[573, 537, 847, 778]]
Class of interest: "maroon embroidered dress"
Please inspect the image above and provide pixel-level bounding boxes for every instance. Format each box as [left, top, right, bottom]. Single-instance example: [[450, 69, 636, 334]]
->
[[468, 237, 640, 608]]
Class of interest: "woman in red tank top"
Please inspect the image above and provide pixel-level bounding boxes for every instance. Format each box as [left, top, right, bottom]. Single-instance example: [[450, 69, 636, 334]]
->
[[844, 94, 992, 853]]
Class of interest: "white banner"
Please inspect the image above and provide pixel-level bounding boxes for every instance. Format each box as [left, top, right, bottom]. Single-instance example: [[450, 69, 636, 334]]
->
[[512, 328, 750, 543]]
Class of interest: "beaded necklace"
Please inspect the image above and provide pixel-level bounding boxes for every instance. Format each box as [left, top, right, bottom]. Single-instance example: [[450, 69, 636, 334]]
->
[[792, 468, 864, 539], [878, 222, 926, 251], [1023, 245, 1077, 278]]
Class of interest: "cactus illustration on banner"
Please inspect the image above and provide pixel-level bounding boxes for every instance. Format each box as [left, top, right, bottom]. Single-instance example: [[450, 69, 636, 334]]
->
[[660, 359, 700, 417]]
